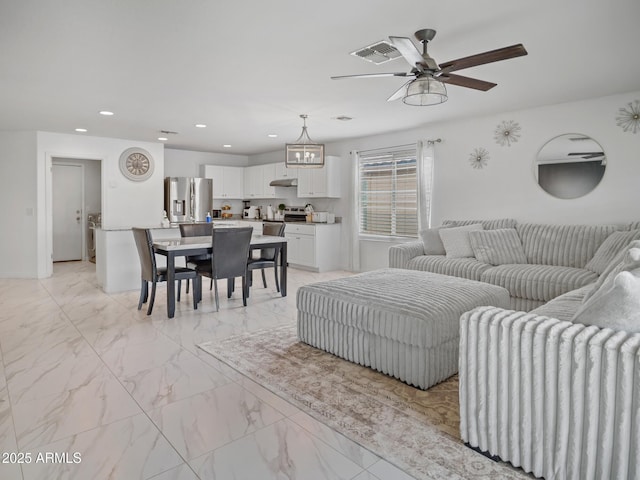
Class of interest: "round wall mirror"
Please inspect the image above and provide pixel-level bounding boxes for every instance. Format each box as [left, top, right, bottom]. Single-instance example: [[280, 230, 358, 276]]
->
[[534, 133, 606, 199]]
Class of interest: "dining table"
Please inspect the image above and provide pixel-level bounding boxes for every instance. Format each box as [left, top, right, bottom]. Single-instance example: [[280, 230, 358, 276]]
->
[[153, 234, 288, 318]]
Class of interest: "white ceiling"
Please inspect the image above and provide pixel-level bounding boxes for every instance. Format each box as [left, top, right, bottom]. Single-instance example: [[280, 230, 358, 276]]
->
[[1, 0, 639, 155]]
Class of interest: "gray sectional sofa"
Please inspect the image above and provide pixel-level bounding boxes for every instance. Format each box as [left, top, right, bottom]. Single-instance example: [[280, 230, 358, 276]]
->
[[389, 219, 640, 480], [389, 218, 639, 312]]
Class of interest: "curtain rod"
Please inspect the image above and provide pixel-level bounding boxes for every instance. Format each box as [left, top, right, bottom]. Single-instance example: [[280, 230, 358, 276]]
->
[[353, 143, 416, 155]]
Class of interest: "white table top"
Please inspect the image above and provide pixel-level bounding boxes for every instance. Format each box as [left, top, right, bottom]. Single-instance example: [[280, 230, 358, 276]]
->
[[153, 234, 287, 251]]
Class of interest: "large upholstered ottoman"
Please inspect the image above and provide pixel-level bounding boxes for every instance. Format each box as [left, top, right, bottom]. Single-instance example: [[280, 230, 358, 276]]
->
[[297, 268, 510, 390]]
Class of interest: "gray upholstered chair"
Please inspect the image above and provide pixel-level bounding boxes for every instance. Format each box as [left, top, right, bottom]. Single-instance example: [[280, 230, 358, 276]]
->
[[179, 223, 214, 292], [132, 227, 199, 315], [247, 222, 286, 295], [194, 227, 253, 311]]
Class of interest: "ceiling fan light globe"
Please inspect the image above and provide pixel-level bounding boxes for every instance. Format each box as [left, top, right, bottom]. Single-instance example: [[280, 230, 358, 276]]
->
[[402, 77, 448, 106]]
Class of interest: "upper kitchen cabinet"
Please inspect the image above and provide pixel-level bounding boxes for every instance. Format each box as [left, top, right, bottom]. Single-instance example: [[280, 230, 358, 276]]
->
[[244, 164, 276, 199], [274, 161, 297, 180], [297, 156, 341, 198], [201, 165, 244, 199]]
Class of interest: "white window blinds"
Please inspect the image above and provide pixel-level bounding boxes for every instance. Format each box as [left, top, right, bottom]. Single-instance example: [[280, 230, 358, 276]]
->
[[358, 147, 418, 237]]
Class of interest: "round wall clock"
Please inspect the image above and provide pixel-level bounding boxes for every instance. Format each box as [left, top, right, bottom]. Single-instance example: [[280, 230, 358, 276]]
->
[[119, 147, 154, 181]]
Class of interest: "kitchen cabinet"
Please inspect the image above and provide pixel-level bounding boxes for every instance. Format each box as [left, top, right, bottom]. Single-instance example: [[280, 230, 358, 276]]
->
[[296, 155, 341, 198], [244, 164, 276, 199], [284, 223, 341, 272], [200, 165, 244, 199], [274, 161, 297, 180]]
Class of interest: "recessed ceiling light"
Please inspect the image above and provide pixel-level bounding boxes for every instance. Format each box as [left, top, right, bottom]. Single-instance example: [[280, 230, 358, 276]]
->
[[75, 128, 87, 133], [158, 137, 168, 141], [268, 134, 278, 138], [195, 124, 207, 128], [99, 110, 114, 116], [223, 144, 232, 148], [334, 115, 353, 121]]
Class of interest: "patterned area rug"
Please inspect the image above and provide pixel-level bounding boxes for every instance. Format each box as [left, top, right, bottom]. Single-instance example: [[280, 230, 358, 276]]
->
[[198, 325, 529, 480]]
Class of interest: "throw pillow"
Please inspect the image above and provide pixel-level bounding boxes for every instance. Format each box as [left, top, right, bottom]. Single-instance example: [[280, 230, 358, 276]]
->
[[584, 229, 640, 275], [573, 242, 640, 333], [582, 239, 640, 303], [469, 228, 528, 266], [439, 224, 483, 258], [419, 228, 446, 255]]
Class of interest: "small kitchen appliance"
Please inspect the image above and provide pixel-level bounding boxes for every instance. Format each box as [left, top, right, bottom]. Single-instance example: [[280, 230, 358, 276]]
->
[[243, 206, 259, 219]]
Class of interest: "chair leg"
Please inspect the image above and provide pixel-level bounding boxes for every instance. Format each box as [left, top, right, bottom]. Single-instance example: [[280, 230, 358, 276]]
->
[[192, 278, 198, 310], [186, 279, 190, 294], [242, 275, 247, 306], [213, 279, 219, 312], [177, 280, 182, 302], [274, 265, 280, 293], [147, 281, 157, 315], [138, 280, 148, 310], [227, 278, 233, 298], [261, 269, 267, 288]]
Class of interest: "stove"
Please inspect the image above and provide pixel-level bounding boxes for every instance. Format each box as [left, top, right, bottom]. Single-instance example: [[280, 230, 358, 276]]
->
[[278, 206, 308, 223]]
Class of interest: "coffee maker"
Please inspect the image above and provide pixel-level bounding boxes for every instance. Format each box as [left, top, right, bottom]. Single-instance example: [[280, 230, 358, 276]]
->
[[243, 206, 260, 219]]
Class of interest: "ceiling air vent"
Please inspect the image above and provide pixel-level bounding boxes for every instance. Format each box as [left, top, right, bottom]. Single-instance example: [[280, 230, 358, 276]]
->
[[350, 40, 401, 65]]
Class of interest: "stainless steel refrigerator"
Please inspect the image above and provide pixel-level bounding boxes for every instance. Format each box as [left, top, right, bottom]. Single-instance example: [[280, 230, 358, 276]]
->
[[164, 177, 213, 223]]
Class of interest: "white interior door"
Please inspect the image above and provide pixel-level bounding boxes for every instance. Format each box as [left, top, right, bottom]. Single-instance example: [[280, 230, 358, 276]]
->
[[53, 164, 83, 261]]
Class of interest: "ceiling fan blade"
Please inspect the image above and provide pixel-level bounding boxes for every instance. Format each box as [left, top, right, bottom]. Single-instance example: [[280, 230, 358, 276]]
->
[[438, 73, 497, 91], [389, 36, 426, 70], [438, 44, 527, 73], [331, 72, 412, 80], [387, 80, 412, 102]]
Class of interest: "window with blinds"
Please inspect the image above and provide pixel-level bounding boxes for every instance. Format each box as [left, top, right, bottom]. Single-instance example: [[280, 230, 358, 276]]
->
[[358, 147, 418, 237]]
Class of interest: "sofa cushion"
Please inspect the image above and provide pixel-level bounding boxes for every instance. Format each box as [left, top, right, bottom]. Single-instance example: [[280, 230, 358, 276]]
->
[[443, 218, 517, 230], [516, 223, 619, 268], [419, 227, 446, 255], [469, 228, 527, 266], [583, 239, 640, 303], [439, 224, 483, 258], [407, 256, 493, 281], [480, 263, 598, 302], [573, 244, 640, 333], [584, 229, 640, 275], [529, 284, 593, 322]]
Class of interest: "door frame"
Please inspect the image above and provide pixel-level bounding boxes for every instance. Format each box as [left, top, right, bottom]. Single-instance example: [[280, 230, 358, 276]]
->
[[52, 161, 85, 262], [45, 153, 104, 277]]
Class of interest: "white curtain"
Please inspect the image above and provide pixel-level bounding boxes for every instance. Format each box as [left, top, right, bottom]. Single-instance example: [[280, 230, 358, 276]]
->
[[351, 150, 361, 272], [416, 140, 435, 231]]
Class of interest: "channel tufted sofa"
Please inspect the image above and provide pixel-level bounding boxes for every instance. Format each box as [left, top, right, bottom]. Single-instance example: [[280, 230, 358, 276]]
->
[[389, 218, 640, 311], [391, 219, 640, 480]]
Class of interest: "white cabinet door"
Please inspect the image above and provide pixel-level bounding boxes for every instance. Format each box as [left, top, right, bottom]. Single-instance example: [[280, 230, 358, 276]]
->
[[201, 165, 244, 199], [297, 234, 316, 267], [275, 162, 297, 179], [262, 163, 276, 198], [201, 165, 225, 199], [244, 165, 263, 199], [296, 156, 341, 198]]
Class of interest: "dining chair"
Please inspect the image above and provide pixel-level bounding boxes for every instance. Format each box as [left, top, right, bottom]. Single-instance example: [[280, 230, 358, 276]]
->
[[179, 223, 214, 292], [247, 222, 286, 295], [194, 226, 253, 311], [132, 227, 199, 315]]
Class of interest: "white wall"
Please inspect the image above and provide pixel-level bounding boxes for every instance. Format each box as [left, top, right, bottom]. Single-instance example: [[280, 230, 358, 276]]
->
[[36, 132, 165, 277], [0, 131, 38, 277], [250, 90, 640, 272], [164, 148, 249, 177]]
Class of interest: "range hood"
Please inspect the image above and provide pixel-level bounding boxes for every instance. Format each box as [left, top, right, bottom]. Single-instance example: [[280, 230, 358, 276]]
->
[[269, 178, 298, 187]]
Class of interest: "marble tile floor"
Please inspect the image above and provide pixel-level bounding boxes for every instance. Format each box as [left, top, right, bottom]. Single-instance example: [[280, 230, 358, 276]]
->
[[0, 261, 421, 480]]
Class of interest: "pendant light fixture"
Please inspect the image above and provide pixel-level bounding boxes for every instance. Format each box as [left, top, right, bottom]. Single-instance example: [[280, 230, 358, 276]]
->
[[285, 114, 324, 168]]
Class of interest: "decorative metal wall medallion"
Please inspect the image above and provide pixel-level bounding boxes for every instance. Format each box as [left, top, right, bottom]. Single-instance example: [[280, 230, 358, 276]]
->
[[616, 100, 640, 134], [494, 120, 521, 146], [119, 147, 154, 181], [469, 148, 490, 169]]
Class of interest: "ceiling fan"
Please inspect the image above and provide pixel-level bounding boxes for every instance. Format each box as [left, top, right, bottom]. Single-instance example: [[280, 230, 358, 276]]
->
[[331, 29, 528, 105]]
